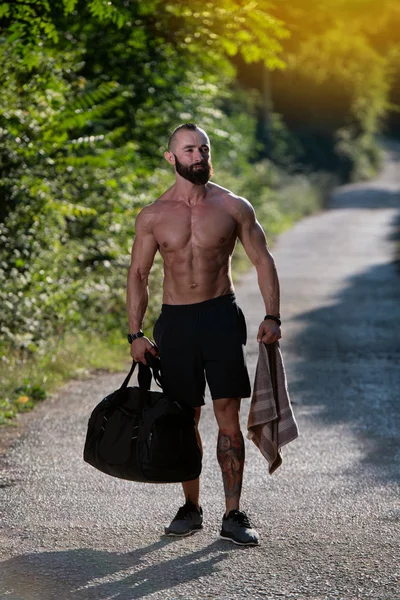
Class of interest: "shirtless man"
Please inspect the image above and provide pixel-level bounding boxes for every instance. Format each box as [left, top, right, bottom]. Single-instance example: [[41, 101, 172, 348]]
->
[[126, 123, 281, 546]]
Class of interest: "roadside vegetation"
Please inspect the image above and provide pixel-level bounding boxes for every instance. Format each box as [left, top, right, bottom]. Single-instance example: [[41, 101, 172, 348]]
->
[[1, 0, 399, 424]]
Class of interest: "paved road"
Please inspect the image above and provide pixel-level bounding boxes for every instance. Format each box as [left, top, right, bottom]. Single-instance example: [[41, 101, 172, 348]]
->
[[1, 144, 399, 599]]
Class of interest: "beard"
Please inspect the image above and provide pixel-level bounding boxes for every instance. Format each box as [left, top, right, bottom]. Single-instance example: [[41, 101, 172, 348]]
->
[[174, 155, 213, 185]]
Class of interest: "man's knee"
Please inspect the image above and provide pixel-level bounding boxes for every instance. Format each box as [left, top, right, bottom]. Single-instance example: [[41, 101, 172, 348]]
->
[[213, 397, 241, 429]]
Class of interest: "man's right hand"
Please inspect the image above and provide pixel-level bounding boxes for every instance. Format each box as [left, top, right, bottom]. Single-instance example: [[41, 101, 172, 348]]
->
[[130, 336, 158, 364]]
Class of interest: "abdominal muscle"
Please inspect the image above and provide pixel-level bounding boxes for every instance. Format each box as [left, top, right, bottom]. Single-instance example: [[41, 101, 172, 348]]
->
[[161, 246, 234, 305]]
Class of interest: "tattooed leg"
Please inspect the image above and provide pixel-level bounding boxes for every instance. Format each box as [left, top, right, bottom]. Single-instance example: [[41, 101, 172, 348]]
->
[[217, 430, 245, 514]]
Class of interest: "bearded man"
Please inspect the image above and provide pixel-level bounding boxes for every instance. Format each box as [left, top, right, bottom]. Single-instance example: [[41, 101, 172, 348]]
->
[[126, 123, 281, 546]]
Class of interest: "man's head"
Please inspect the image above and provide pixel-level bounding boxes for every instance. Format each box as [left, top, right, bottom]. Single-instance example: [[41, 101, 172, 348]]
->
[[164, 123, 213, 185]]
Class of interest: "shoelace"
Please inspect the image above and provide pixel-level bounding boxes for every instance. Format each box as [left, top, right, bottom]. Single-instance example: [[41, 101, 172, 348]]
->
[[228, 510, 252, 528]]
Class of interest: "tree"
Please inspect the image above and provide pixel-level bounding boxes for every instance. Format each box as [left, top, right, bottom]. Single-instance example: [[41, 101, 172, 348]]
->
[[233, 0, 399, 176]]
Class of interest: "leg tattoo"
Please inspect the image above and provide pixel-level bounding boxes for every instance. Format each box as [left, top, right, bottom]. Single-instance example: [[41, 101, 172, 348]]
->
[[217, 431, 245, 502]]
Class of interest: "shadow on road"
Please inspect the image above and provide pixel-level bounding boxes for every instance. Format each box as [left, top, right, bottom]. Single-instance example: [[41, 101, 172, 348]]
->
[[330, 186, 400, 210], [0, 538, 235, 599], [289, 206, 400, 485]]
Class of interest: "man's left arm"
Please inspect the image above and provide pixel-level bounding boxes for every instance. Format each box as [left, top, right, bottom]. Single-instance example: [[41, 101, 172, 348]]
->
[[235, 197, 281, 344]]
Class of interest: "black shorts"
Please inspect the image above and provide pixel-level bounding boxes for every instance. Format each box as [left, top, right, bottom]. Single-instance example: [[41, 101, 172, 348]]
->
[[153, 293, 251, 407]]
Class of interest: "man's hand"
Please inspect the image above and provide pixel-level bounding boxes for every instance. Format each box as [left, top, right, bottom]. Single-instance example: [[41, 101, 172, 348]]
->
[[130, 336, 158, 364], [257, 320, 281, 345]]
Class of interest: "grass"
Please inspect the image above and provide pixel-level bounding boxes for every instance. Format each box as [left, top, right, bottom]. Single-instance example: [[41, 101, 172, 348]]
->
[[0, 331, 131, 426]]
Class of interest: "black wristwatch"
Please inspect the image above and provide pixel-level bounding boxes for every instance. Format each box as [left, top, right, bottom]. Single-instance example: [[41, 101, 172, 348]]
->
[[264, 315, 281, 327], [127, 330, 144, 344]]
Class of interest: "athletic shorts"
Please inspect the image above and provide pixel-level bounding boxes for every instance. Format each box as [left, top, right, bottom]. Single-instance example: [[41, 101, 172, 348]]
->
[[153, 293, 251, 407]]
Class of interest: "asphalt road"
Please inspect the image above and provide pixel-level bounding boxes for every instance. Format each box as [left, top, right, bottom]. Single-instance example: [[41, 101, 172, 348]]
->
[[1, 144, 399, 600]]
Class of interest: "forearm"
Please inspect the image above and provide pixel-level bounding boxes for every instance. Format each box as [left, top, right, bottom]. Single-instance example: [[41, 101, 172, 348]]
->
[[126, 267, 149, 332], [255, 256, 280, 317]]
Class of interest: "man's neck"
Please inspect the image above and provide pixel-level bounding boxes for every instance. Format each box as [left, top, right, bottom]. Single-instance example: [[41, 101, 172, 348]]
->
[[173, 177, 209, 205]]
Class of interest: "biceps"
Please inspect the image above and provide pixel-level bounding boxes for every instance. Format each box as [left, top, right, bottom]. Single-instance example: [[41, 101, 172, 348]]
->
[[239, 221, 270, 266]]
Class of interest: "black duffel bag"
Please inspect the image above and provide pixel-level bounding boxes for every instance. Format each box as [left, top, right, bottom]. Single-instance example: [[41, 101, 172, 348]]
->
[[83, 353, 202, 483]]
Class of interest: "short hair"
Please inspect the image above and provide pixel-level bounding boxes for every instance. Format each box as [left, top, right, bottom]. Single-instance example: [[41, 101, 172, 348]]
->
[[168, 123, 199, 151]]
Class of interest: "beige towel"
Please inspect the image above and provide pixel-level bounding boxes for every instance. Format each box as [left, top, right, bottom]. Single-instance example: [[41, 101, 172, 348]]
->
[[247, 342, 299, 474]]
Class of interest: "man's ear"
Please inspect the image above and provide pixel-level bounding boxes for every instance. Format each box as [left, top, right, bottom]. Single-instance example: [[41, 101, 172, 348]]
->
[[164, 151, 175, 166]]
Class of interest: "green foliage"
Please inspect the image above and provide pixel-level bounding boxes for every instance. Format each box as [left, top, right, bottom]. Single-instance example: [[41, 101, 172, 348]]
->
[[0, 1, 288, 71], [0, 42, 133, 358], [264, 0, 399, 178]]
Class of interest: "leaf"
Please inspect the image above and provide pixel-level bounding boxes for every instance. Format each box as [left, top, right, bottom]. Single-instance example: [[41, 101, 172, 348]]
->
[[222, 38, 238, 56]]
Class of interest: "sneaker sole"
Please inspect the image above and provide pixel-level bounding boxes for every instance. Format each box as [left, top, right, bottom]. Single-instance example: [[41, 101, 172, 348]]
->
[[220, 533, 259, 546], [164, 525, 203, 538]]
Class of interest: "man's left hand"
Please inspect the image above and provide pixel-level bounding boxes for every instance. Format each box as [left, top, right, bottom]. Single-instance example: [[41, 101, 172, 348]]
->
[[257, 320, 281, 345]]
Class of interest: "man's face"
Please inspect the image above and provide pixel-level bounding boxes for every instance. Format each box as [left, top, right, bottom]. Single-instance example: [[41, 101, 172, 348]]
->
[[171, 128, 213, 185]]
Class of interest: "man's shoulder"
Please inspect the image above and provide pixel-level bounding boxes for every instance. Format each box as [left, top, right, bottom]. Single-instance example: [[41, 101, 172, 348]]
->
[[207, 182, 249, 205], [209, 183, 253, 216], [136, 190, 172, 223], [135, 201, 162, 234]]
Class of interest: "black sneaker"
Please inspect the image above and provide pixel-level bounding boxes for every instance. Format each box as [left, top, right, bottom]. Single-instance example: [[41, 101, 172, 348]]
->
[[164, 500, 203, 537], [220, 510, 260, 546]]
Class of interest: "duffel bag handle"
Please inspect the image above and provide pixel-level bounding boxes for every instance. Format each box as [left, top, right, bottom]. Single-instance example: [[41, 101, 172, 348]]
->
[[120, 361, 137, 389], [119, 361, 152, 391], [144, 352, 163, 389], [119, 356, 162, 392]]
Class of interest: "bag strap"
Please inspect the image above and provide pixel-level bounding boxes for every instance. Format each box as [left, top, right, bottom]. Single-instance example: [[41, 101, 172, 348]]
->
[[119, 356, 163, 392], [144, 352, 164, 389], [120, 361, 137, 389], [106, 356, 164, 416], [138, 362, 152, 391], [109, 361, 149, 412]]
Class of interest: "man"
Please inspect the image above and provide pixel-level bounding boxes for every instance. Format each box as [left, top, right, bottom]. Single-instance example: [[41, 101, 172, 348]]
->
[[126, 123, 281, 546]]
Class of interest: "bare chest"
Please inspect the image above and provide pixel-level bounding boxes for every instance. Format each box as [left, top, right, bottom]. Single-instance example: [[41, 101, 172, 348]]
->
[[153, 203, 237, 252]]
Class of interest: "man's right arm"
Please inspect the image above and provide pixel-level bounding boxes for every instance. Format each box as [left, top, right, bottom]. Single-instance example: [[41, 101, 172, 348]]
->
[[126, 208, 158, 363]]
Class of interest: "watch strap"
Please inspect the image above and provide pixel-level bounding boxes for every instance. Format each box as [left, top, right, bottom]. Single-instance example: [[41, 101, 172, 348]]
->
[[264, 315, 281, 327], [127, 330, 144, 344]]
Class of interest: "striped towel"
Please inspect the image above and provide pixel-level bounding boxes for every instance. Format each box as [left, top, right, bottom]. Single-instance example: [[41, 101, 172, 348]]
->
[[247, 342, 299, 474]]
